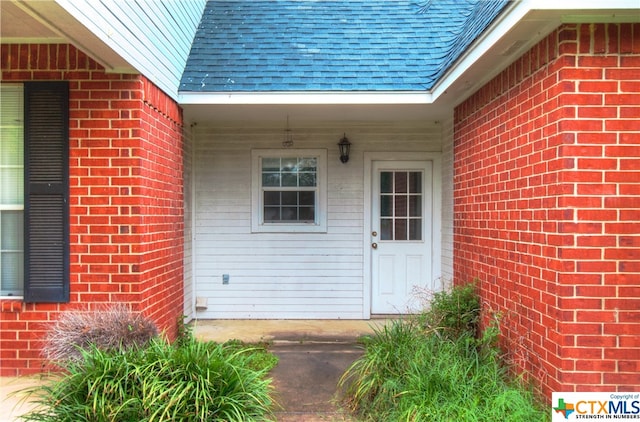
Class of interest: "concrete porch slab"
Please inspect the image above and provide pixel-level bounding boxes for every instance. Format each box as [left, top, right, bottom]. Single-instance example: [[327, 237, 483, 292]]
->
[[191, 319, 390, 344]]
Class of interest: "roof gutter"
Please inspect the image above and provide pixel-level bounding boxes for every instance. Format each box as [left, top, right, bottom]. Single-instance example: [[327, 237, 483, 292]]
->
[[178, 91, 434, 105]]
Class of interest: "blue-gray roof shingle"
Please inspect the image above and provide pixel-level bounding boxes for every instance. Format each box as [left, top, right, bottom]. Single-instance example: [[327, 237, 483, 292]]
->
[[180, 0, 508, 92]]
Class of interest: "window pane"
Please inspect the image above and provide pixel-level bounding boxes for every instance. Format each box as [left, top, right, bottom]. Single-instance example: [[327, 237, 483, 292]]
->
[[282, 191, 298, 205], [1, 252, 24, 293], [380, 218, 392, 240], [262, 158, 280, 171], [409, 172, 421, 193], [1, 211, 23, 250], [381, 195, 392, 217], [1, 131, 24, 165], [282, 157, 297, 171], [264, 191, 280, 205], [299, 191, 315, 206], [0, 168, 23, 204], [380, 172, 392, 193], [409, 195, 421, 217], [0, 85, 23, 125], [299, 173, 316, 187], [299, 158, 317, 171], [395, 219, 407, 241], [262, 173, 280, 187], [409, 219, 422, 241], [282, 173, 298, 187], [264, 207, 280, 221], [299, 207, 314, 221], [395, 172, 407, 193], [281, 207, 297, 220], [395, 196, 407, 217]]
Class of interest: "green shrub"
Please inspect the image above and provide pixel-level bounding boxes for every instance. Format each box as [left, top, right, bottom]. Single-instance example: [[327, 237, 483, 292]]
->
[[339, 284, 548, 422], [43, 304, 158, 363], [22, 337, 277, 422], [417, 282, 480, 340]]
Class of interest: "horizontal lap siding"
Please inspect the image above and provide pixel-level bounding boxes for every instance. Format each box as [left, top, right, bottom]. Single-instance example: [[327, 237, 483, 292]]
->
[[193, 121, 441, 319]]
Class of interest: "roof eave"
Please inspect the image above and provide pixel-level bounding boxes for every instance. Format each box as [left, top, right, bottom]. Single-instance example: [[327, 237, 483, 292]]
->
[[178, 91, 434, 105], [432, 0, 640, 106]]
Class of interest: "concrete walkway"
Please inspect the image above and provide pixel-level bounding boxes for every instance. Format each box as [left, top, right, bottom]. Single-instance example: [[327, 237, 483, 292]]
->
[[1, 319, 388, 421], [192, 319, 387, 421]]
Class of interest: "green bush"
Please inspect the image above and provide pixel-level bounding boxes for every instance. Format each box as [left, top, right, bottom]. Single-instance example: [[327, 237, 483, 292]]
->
[[417, 282, 480, 340], [22, 338, 277, 422], [339, 284, 547, 422], [43, 304, 158, 363]]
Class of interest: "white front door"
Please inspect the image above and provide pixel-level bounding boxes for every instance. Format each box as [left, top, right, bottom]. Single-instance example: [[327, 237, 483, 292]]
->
[[370, 161, 433, 314]]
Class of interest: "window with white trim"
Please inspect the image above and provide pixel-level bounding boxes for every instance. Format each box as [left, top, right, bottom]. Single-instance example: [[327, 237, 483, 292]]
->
[[1, 82, 70, 302], [1, 85, 24, 297], [252, 149, 327, 233]]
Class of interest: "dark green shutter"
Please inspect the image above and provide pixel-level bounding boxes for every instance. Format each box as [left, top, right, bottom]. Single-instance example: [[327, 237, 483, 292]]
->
[[24, 82, 69, 303]]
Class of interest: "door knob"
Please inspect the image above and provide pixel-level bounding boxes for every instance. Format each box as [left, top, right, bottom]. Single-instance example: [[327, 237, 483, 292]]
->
[[372, 243, 378, 249]]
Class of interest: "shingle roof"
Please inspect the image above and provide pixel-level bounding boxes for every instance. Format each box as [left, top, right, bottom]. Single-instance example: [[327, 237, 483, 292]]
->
[[180, 0, 508, 92]]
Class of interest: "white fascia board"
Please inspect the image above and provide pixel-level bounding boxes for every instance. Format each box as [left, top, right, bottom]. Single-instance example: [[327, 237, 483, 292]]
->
[[528, 0, 640, 10], [178, 91, 433, 105]]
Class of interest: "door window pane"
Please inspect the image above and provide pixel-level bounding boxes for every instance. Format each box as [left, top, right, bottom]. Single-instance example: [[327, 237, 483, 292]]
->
[[395, 219, 407, 241], [380, 219, 392, 241], [409, 195, 421, 217], [381, 195, 392, 217], [395, 196, 407, 217], [379, 170, 423, 241], [409, 220, 422, 241], [409, 172, 421, 193], [380, 172, 393, 193], [395, 172, 407, 193]]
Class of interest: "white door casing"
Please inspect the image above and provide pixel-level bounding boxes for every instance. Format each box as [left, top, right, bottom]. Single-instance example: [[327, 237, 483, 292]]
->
[[363, 153, 442, 317]]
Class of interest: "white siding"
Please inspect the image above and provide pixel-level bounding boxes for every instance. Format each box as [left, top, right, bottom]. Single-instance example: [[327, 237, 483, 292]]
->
[[57, 0, 206, 99], [441, 114, 455, 287], [193, 120, 443, 319], [183, 125, 194, 321]]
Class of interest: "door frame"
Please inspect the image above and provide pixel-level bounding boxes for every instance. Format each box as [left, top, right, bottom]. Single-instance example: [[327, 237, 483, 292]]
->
[[363, 152, 442, 318]]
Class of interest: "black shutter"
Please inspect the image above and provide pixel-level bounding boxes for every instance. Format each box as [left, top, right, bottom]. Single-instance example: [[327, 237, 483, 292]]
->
[[24, 82, 70, 303]]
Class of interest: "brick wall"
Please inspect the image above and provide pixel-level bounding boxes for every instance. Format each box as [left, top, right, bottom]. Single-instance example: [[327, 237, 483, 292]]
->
[[454, 23, 640, 397], [0, 44, 184, 375]]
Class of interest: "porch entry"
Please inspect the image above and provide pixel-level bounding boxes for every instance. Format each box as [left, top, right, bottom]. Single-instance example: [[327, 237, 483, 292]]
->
[[370, 160, 433, 314]]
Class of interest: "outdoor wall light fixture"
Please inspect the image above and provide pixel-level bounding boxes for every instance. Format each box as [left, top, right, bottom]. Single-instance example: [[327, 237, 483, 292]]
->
[[338, 133, 351, 163]]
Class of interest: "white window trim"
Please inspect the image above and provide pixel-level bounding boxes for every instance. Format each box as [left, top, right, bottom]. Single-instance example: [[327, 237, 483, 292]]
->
[[251, 149, 327, 233], [1, 83, 24, 298]]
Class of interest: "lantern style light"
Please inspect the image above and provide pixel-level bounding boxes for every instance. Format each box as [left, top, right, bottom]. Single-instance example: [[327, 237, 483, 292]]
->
[[338, 134, 351, 163]]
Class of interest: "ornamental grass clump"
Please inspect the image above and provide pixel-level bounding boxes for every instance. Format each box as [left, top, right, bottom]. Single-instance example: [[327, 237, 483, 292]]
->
[[339, 283, 548, 422], [22, 337, 277, 422], [43, 304, 158, 362]]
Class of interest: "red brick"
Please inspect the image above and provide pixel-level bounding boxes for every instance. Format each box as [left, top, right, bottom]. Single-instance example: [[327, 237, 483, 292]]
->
[[604, 347, 638, 360], [575, 359, 616, 372]]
